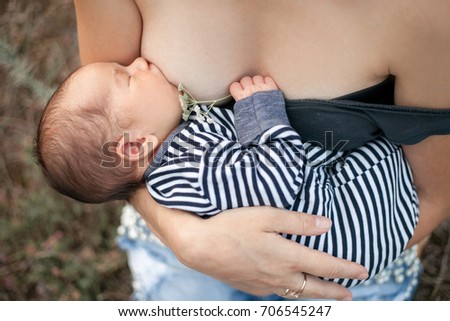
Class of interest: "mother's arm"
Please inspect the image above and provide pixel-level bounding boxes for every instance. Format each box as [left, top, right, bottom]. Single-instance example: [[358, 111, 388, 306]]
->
[[74, 0, 367, 300], [403, 136, 450, 246], [74, 0, 141, 65], [386, 1, 450, 245]]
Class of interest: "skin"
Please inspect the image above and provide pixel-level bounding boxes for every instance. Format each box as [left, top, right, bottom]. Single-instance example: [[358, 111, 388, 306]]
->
[[74, 0, 450, 300]]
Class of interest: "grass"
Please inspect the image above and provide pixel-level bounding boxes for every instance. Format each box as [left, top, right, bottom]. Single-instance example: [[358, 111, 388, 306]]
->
[[0, 0, 448, 301]]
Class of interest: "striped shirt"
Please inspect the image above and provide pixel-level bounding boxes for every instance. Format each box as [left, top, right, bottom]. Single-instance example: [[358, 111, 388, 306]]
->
[[145, 90, 419, 287]]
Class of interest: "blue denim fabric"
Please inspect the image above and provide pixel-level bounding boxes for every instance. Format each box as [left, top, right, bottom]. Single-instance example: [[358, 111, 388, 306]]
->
[[118, 234, 285, 301], [117, 203, 422, 301], [349, 245, 422, 301]]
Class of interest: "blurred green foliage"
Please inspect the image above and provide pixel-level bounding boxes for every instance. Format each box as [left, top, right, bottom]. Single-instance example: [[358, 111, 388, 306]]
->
[[0, 0, 131, 300]]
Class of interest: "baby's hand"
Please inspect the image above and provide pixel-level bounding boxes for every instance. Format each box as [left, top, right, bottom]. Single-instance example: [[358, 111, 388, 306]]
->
[[229, 76, 279, 101]]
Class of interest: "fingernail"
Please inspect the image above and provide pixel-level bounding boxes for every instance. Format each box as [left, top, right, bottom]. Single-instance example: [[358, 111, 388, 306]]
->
[[359, 272, 369, 279], [315, 217, 332, 229], [342, 296, 352, 301]]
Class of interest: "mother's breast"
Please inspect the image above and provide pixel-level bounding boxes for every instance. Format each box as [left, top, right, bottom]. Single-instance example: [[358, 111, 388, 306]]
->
[[138, 1, 263, 100], [136, 0, 388, 101]]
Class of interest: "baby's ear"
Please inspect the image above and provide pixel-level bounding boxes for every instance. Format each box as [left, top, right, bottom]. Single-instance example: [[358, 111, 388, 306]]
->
[[115, 133, 159, 163]]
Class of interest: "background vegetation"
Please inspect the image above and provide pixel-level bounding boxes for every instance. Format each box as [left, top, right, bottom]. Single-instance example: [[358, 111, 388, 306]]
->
[[1, 0, 131, 300], [0, 0, 448, 300]]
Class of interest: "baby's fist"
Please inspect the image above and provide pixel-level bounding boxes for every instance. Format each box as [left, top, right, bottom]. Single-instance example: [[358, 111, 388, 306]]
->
[[229, 76, 278, 101]]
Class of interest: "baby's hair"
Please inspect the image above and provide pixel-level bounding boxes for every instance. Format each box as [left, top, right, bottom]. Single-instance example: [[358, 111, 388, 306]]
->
[[34, 69, 141, 203]]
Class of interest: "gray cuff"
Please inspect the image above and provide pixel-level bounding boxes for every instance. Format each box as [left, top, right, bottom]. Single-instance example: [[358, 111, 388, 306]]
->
[[234, 90, 290, 143]]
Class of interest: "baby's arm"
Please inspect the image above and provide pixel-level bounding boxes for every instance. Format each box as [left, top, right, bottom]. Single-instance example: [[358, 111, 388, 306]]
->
[[230, 76, 293, 143], [205, 76, 306, 210]]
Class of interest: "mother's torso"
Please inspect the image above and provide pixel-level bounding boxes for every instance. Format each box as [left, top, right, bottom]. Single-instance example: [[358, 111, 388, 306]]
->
[[136, 0, 391, 101]]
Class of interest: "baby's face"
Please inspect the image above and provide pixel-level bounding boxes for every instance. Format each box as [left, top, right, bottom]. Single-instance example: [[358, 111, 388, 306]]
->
[[71, 57, 181, 134]]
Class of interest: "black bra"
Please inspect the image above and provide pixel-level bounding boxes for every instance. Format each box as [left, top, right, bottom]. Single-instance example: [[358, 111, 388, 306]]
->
[[285, 76, 450, 151]]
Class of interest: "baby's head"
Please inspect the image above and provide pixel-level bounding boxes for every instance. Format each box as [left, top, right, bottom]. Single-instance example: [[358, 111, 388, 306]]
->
[[34, 58, 181, 203]]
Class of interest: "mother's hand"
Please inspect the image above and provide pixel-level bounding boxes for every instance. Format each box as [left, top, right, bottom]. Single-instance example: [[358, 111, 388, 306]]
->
[[130, 188, 368, 300], [178, 206, 367, 300]]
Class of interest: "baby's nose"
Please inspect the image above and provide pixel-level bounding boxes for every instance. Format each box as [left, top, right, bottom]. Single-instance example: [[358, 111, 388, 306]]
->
[[129, 57, 149, 72]]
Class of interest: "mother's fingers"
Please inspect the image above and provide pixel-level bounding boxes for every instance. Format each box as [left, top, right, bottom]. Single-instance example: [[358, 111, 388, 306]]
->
[[281, 239, 368, 280], [261, 207, 333, 236], [277, 235, 368, 280], [280, 274, 353, 300], [257, 208, 368, 279]]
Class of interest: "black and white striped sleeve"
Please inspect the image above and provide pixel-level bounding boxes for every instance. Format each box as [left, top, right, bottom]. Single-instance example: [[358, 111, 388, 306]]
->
[[198, 90, 306, 213]]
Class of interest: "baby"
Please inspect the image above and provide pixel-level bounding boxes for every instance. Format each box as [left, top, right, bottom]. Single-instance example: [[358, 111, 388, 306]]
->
[[35, 57, 418, 287]]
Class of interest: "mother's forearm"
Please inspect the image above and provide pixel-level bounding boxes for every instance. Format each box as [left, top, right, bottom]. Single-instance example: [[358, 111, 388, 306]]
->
[[74, 0, 142, 65], [403, 136, 450, 246], [129, 188, 367, 299], [408, 196, 450, 247]]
